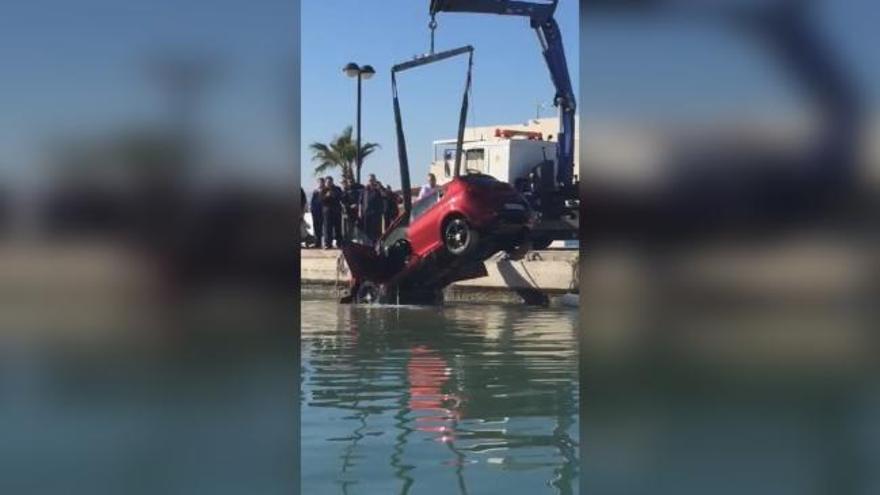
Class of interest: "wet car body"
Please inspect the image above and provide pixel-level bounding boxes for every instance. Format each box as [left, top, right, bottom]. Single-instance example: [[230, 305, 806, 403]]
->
[[342, 173, 533, 304], [407, 173, 532, 257]]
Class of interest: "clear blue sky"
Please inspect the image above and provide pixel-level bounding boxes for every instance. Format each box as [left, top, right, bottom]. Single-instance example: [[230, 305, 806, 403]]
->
[[0, 1, 874, 189], [578, 0, 879, 119], [0, 0, 296, 185], [301, 0, 580, 189], [301, 0, 878, 190]]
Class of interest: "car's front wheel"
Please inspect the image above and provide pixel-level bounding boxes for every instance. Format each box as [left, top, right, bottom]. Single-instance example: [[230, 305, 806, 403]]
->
[[443, 217, 478, 256], [355, 281, 382, 304]]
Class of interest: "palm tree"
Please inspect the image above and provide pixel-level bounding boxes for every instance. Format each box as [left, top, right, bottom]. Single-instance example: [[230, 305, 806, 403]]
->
[[308, 126, 379, 181]]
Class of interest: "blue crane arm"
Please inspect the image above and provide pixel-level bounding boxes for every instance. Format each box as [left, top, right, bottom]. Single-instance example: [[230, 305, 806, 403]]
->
[[430, 0, 557, 23], [430, 0, 577, 187]]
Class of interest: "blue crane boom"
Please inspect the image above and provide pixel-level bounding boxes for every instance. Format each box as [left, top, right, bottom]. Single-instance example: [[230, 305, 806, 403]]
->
[[429, 0, 577, 187]]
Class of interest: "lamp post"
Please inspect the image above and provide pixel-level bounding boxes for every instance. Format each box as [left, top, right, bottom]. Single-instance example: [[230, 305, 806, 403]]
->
[[343, 62, 375, 184]]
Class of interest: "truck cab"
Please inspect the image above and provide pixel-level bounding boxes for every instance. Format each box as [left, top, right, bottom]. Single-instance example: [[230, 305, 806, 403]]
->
[[429, 130, 559, 186], [430, 128, 578, 248]]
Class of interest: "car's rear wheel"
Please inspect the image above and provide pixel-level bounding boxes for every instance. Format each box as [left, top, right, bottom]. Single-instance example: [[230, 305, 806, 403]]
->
[[443, 217, 478, 256], [386, 239, 411, 267], [356, 281, 382, 304]]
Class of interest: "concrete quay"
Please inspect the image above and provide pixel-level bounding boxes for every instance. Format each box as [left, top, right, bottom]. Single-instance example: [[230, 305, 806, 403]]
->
[[299, 248, 579, 304]]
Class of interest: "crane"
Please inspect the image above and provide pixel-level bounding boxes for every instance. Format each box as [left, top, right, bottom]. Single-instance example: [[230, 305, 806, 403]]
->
[[429, 0, 579, 245]]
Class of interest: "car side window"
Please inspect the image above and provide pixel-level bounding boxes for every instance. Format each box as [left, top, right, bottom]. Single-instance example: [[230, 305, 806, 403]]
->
[[411, 189, 441, 221]]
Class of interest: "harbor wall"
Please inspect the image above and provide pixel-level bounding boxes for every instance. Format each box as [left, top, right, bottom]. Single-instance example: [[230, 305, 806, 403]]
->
[[300, 248, 579, 304]]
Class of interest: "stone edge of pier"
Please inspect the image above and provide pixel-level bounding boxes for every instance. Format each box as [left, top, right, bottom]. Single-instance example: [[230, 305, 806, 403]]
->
[[300, 248, 579, 304]]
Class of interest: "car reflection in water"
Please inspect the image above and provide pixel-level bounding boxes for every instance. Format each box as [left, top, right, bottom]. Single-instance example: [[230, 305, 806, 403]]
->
[[407, 345, 461, 441], [301, 298, 579, 495]]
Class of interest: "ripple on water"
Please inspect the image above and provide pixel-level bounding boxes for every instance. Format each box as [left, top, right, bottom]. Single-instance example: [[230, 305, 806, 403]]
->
[[301, 299, 579, 494]]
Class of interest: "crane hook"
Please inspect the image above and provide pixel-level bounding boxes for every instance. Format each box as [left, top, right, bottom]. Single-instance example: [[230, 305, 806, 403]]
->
[[429, 14, 438, 55]]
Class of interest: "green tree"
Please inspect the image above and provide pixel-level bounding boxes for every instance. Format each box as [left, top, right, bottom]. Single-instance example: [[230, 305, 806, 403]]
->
[[308, 126, 379, 181]]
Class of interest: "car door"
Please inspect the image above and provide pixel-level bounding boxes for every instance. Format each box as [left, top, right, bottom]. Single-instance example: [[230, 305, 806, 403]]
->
[[406, 187, 445, 257]]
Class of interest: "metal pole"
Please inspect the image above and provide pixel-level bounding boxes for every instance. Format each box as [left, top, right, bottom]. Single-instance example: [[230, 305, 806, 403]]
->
[[356, 72, 363, 184]]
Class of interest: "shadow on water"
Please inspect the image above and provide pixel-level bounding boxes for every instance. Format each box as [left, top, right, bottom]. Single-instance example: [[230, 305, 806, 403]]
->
[[301, 298, 579, 495]]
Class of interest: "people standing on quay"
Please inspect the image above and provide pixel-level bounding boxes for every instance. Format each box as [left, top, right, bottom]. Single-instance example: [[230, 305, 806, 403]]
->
[[321, 176, 343, 249], [310, 177, 325, 249], [361, 174, 385, 242]]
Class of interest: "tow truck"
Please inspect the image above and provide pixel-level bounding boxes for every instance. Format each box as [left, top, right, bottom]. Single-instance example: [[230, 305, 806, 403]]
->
[[429, 0, 579, 247], [341, 45, 534, 305], [429, 124, 576, 249]]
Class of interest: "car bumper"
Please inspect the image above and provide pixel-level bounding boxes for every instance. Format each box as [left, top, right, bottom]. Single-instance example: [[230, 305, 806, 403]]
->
[[482, 205, 535, 239], [496, 208, 530, 225]]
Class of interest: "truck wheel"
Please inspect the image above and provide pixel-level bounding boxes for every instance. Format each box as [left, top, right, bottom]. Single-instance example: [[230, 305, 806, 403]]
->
[[443, 217, 478, 256], [356, 282, 382, 304]]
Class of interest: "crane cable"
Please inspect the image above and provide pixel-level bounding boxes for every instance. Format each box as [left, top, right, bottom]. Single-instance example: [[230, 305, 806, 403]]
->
[[428, 14, 477, 153]]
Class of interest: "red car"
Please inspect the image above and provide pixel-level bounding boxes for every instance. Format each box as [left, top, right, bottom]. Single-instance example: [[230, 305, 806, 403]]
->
[[342, 173, 534, 304]]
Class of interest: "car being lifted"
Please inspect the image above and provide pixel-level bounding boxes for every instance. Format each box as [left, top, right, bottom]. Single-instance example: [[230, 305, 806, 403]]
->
[[340, 46, 534, 305], [409, 173, 532, 259]]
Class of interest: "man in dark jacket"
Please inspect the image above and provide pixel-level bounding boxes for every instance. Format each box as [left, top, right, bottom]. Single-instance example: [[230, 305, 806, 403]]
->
[[349, 180, 364, 237], [382, 184, 399, 232], [340, 178, 359, 241], [361, 174, 385, 242], [309, 178, 325, 249], [321, 176, 343, 249]]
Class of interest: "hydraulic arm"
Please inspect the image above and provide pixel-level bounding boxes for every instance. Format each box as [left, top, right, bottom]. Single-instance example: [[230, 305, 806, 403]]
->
[[430, 0, 577, 187]]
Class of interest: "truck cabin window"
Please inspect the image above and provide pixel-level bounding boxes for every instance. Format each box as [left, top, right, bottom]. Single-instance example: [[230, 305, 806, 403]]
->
[[465, 148, 485, 174]]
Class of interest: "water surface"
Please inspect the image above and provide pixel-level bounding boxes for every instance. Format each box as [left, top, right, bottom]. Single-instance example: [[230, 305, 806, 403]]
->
[[301, 298, 580, 495]]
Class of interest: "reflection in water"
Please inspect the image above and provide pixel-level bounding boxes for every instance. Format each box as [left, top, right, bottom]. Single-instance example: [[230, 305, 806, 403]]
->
[[301, 299, 579, 495]]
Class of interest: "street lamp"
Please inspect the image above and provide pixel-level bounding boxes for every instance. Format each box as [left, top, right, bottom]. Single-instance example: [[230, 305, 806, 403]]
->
[[343, 62, 374, 184]]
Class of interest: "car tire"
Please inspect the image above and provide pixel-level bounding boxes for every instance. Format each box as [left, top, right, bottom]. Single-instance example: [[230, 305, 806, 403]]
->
[[443, 217, 478, 256], [387, 239, 411, 263], [356, 281, 382, 304]]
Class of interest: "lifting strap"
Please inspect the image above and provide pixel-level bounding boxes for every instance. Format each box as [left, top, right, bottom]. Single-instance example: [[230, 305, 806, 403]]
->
[[391, 45, 474, 223]]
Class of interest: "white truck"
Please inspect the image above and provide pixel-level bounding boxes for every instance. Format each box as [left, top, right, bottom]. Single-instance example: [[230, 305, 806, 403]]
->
[[429, 128, 578, 249]]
